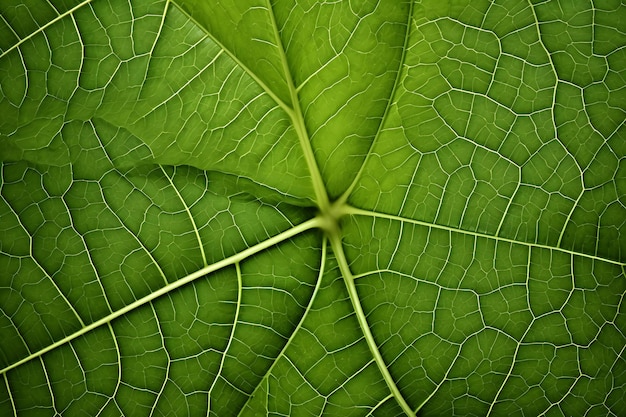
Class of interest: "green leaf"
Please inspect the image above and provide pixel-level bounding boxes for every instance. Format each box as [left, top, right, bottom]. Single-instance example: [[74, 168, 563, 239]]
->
[[1, 0, 624, 415]]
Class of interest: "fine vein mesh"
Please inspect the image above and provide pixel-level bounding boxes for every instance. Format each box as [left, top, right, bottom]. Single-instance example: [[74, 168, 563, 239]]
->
[[0, 0, 624, 416]]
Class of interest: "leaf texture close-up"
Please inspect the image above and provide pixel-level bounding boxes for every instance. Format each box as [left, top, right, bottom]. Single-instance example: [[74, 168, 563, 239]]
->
[[1, 0, 625, 416]]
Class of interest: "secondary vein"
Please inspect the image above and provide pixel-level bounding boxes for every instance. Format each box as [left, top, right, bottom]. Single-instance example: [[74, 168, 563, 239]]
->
[[329, 231, 416, 417]]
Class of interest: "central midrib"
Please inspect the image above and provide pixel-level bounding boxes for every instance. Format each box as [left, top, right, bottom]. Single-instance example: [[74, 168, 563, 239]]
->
[[263, 3, 421, 415], [264, 2, 331, 214]]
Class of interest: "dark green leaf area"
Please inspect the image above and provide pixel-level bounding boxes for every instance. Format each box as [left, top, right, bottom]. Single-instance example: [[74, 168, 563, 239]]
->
[[1, 0, 625, 416]]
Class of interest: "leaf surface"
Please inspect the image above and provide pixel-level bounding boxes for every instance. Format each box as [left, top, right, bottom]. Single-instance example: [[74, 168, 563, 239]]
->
[[1, 0, 625, 416]]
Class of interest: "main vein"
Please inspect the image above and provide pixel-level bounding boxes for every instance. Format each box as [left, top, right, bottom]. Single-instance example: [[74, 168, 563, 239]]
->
[[329, 231, 415, 417], [344, 205, 626, 267], [0, 217, 322, 376], [264, 0, 331, 213], [0, 0, 95, 60]]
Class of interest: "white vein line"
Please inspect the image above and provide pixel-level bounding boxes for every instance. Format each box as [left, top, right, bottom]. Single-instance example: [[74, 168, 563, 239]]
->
[[159, 165, 207, 266], [0, 217, 322, 376], [486, 248, 533, 417], [329, 232, 415, 416], [150, 303, 171, 416], [136, 0, 170, 99], [0, 13, 19, 42], [0, 168, 86, 328], [237, 235, 329, 415], [208, 261, 242, 415], [141, 47, 225, 120], [365, 394, 395, 417], [264, 0, 330, 212], [94, 322, 122, 417], [90, 128, 169, 286], [281, 354, 320, 395], [336, 0, 416, 207], [40, 355, 57, 413], [342, 205, 626, 267], [61, 169, 114, 315], [326, 358, 377, 399], [65, 12, 85, 105], [12, 42, 28, 110], [171, 2, 290, 114], [0, 0, 94, 60], [2, 373, 16, 416]]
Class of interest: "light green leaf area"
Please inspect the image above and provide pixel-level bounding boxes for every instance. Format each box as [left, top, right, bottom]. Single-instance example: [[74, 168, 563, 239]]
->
[[0, 0, 624, 416]]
